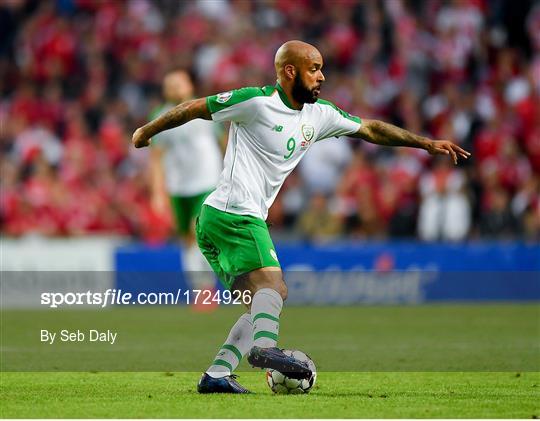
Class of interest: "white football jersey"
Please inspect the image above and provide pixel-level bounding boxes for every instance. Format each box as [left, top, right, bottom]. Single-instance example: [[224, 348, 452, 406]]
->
[[204, 84, 362, 220], [152, 103, 222, 196]]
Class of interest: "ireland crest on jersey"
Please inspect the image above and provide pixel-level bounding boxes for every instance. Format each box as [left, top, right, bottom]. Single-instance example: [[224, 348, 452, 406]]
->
[[300, 124, 314, 150], [301, 124, 314, 142]]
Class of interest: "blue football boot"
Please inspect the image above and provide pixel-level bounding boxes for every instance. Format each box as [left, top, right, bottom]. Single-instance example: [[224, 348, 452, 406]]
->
[[197, 372, 251, 394], [247, 346, 312, 380]]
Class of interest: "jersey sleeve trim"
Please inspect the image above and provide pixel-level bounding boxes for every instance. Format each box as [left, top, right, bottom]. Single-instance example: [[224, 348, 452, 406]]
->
[[206, 86, 275, 114], [316, 99, 362, 124]]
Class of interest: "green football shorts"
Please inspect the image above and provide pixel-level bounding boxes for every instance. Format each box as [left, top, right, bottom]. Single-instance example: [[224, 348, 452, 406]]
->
[[170, 191, 211, 235], [195, 204, 281, 289]]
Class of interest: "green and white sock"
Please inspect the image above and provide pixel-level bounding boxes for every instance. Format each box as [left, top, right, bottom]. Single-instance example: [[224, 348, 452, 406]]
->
[[251, 288, 283, 348], [207, 312, 253, 378]]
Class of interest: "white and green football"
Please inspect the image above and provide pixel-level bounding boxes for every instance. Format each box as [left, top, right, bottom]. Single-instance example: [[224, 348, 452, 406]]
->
[[265, 349, 317, 394]]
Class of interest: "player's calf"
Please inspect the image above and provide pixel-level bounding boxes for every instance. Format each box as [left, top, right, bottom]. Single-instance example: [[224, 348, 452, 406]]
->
[[246, 286, 311, 380]]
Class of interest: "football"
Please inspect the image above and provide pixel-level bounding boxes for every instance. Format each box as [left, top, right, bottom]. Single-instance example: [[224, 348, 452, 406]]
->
[[265, 349, 317, 394]]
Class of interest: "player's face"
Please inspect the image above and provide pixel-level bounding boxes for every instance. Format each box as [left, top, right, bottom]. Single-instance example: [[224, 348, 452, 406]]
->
[[164, 72, 193, 103], [292, 58, 325, 104]]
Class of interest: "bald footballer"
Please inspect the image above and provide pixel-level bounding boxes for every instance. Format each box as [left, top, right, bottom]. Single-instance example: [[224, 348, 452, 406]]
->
[[133, 40, 470, 393]]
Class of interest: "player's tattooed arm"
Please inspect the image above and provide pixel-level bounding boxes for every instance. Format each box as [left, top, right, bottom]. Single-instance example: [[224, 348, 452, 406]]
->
[[353, 119, 471, 165], [132, 98, 211, 148]]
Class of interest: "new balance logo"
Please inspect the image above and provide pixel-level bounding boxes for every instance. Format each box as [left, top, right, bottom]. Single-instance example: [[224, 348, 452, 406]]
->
[[272, 125, 283, 132]]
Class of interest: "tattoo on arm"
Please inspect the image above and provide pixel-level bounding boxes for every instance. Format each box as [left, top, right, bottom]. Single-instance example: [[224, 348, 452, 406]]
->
[[141, 98, 211, 138], [354, 119, 429, 150]]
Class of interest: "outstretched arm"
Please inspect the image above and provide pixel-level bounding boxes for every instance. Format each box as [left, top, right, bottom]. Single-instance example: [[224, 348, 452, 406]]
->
[[132, 98, 211, 148], [352, 119, 471, 164]]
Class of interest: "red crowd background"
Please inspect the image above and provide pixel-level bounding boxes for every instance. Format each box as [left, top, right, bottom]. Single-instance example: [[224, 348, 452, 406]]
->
[[1, 0, 538, 243]]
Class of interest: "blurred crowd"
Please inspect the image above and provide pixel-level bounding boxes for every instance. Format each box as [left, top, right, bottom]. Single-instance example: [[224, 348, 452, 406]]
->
[[1, 0, 539, 242]]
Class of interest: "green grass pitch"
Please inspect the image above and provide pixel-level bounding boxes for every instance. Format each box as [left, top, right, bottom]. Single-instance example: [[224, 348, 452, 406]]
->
[[1, 304, 539, 418], [2, 371, 539, 418]]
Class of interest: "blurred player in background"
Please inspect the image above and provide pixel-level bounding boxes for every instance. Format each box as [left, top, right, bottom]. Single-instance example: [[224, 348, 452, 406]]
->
[[149, 70, 223, 306], [133, 41, 470, 394]]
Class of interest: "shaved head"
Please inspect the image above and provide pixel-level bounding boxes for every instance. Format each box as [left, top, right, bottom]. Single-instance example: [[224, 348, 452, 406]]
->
[[274, 40, 325, 106], [274, 40, 322, 77]]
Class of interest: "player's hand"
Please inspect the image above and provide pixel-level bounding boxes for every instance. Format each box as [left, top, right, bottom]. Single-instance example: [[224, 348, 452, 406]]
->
[[426, 140, 471, 165], [132, 127, 151, 148]]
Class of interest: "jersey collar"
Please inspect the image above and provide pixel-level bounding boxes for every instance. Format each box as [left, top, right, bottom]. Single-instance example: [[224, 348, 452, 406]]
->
[[275, 83, 298, 111]]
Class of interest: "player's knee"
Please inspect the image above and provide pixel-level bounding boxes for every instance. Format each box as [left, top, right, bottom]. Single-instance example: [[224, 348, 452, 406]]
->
[[266, 273, 287, 301], [276, 281, 288, 302], [256, 281, 287, 301], [267, 270, 287, 301], [254, 282, 286, 302], [241, 268, 287, 301], [281, 284, 288, 301]]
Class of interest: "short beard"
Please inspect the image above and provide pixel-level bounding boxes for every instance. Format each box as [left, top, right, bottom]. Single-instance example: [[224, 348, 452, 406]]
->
[[291, 73, 318, 104]]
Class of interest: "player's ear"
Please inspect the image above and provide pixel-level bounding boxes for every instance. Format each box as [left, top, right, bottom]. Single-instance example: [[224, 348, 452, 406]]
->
[[284, 64, 296, 80]]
